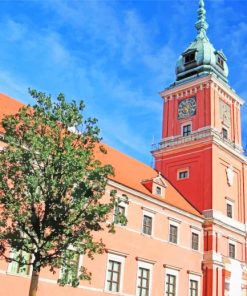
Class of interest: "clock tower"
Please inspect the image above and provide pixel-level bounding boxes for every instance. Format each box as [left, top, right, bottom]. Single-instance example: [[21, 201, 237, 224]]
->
[[152, 0, 247, 295]]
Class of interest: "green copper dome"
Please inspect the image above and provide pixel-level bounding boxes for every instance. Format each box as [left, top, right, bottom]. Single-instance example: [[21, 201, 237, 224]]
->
[[176, 0, 229, 83]]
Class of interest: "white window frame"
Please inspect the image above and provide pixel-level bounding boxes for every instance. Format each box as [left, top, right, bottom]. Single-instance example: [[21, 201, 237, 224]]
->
[[188, 273, 201, 296], [155, 185, 162, 196], [113, 198, 128, 225], [164, 267, 179, 296], [225, 199, 234, 219], [190, 227, 201, 252], [168, 218, 180, 245], [7, 249, 32, 277], [59, 245, 83, 284], [142, 209, 155, 236], [105, 252, 125, 293], [177, 168, 189, 180], [181, 121, 192, 137], [136, 260, 154, 296], [228, 240, 236, 259]]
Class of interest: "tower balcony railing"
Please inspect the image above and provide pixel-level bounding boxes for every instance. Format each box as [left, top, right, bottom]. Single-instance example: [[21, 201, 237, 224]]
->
[[151, 127, 243, 154]]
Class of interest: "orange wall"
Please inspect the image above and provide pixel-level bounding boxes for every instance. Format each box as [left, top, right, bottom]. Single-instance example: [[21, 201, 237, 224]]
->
[[0, 184, 203, 296]]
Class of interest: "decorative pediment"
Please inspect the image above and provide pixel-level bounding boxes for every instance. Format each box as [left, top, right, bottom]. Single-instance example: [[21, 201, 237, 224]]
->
[[141, 172, 167, 197]]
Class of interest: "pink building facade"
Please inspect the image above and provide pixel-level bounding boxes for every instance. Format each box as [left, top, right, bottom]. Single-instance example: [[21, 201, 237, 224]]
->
[[0, 0, 247, 295]]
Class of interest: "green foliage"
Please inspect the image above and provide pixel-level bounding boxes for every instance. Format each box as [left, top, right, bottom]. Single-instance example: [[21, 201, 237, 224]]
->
[[0, 89, 124, 285]]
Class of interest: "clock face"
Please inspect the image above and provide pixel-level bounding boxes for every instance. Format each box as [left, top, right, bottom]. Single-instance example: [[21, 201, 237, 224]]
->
[[178, 97, 196, 119], [220, 100, 231, 126]]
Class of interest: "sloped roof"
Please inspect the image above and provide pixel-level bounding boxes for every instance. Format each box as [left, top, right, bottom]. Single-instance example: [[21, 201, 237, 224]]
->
[[0, 93, 201, 218], [96, 144, 201, 217], [0, 93, 24, 132]]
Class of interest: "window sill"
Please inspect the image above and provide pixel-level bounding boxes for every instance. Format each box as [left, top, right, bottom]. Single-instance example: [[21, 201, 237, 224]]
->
[[168, 241, 178, 246], [141, 233, 153, 239], [6, 271, 31, 278], [104, 289, 123, 295]]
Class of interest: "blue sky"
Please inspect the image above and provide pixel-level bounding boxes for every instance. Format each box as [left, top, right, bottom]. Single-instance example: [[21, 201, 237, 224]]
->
[[0, 0, 247, 165]]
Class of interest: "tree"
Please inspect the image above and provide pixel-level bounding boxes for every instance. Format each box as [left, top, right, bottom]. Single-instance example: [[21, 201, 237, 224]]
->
[[0, 89, 125, 296]]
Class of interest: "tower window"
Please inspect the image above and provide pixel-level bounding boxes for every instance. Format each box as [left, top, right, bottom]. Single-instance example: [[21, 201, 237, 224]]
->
[[217, 56, 224, 69], [184, 52, 196, 64], [226, 203, 233, 218], [229, 243, 235, 259], [222, 128, 228, 139], [182, 124, 191, 136], [178, 170, 189, 180]]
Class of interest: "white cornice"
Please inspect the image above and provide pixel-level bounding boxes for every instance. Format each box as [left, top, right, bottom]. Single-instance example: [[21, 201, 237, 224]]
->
[[160, 75, 244, 105], [107, 179, 203, 223], [203, 209, 247, 235]]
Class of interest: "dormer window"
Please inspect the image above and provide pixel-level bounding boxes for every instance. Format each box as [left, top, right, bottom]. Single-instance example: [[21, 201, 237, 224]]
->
[[184, 52, 196, 65], [142, 173, 167, 198], [155, 186, 162, 196], [217, 56, 224, 69]]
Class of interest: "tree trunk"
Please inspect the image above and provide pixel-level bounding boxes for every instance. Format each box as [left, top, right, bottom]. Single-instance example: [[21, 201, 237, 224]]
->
[[29, 269, 40, 296]]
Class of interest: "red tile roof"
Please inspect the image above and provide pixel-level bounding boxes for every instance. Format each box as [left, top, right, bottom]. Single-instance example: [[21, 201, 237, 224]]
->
[[0, 93, 201, 217], [96, 144, 201, 217]]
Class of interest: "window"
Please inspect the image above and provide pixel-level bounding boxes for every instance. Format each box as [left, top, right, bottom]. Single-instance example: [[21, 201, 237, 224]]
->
[[226, 203, 233, 218], [106, 260, 121, 292], [165, 274, 176, 296], [217, 56, 224, 69], [143, 215, 152, 235], [169, 225, 178, 244], [192, 233, 199, 251], [189, 279, 199, 296], [9, 250, 31, 276], [178, 170, 189, 179], [155, 186, 162, 195], [136, 260, 153, 296], [105, 253, 125, 293], [222, 128, 228, 139], [229, 243, 235, 259], [60, 250, 80, 285], [137, 267, 150, 296], [182, 124, 191, 136], [184, 52, 196, 64], [114, 205, 126, 224]]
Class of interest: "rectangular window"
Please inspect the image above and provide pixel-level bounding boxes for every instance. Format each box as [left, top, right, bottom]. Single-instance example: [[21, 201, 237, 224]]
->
[[178, 170, 188, 179], [165, 274, 176, 296], [192, 233, 199, 250], [114, 205, 125, 224], [222, 128, 228, 139], [184, 52, 195, 64], [60, 250, 80, 284], [106, 260, 121, 292], [227, 203, 233, 218], [137, 267, 150, 296], [143, 215, 152, 235], [9, 250, 31, 276], [229, 243, 235, 259], [190, 279, 199, 296], [183, 124, 191, 136], [217, 56, 224, 69], [169, 225, 178, 244], [155, 186, 162, 195]]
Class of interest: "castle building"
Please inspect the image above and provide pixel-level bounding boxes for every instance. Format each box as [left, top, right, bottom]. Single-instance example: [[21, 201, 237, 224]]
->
[[0, 0, 246, 295], [153, 0, 247, 295]]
